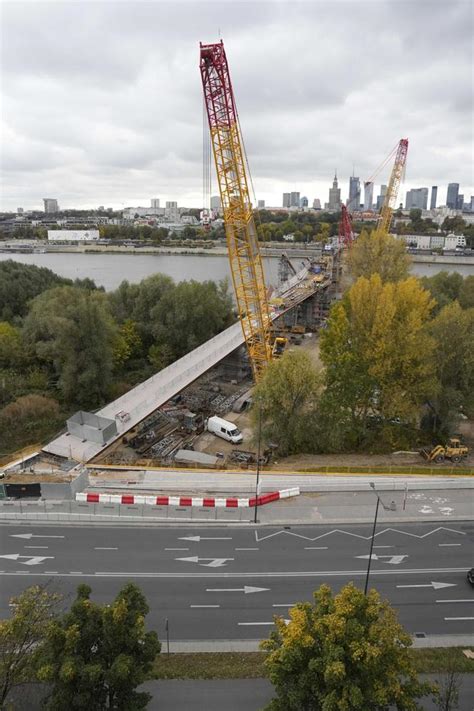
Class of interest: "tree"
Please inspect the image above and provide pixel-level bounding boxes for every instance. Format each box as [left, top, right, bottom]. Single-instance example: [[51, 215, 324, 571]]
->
[[320, 275, 437, 449], [150, 279, 234, 359], [0, 321, 23, 368], [251, 350, 322, 456], [425, 302, 474, 434], [459, 275, 474, 309], [23, 286, 118, 407], [421, 271, 464, 314], [112, 319, 142, 367], [262, 582, 432, 711], [409, 208, 423, 232], [349, 230, 411, 283], [0, 585, 61, 707], [0, 260, 69, 323], [37, 583, 160, 710]]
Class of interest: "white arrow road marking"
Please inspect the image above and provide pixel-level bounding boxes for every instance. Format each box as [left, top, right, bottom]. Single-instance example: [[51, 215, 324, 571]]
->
[[436, 599, 473, 603], [397, 582, 457, 590], [356, 554, 408, 565], [239, 620, 290, 626], [255, 526, 466, 543], [179, 536, 233, 542], [206, 586, 269, 594], [0, 553, 54, 566], [176, 556, 234, 568], [11, 534, 65, 539]]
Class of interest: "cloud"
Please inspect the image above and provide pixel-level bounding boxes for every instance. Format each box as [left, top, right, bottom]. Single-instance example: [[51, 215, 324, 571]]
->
[[1, 0, 472, 210]]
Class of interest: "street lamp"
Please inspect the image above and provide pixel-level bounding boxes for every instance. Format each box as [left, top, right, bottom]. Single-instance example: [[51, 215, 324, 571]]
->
[[364, 482, 396, 595], [254, 399, 263, 525]]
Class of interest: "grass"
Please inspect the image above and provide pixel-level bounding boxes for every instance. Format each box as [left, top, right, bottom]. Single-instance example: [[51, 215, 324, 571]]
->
[[150, 648, 474, 680]]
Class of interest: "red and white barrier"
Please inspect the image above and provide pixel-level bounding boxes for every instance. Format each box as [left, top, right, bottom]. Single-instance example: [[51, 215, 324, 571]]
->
[[76, 487, 299, 508]]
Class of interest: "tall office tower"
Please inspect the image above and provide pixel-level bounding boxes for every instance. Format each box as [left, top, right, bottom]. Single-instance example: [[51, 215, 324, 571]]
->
[[430, 186, 438, 210], [300, 196, 308, 208], [363, 181, 374, 210], [290, 192, 300, 208], [328, 172, 341, 210], [151, 198, 160, 208], [165, 201, 178, 208], [43, 198, 59, 213], [347, 175, 360, 210], [446, 183, 459, 208], [457, 194, 464, 210], [257, 200, 265, 208], [470, 196, 474, 212], [210, 195, 221, 210], [376, 184, 387, 211], [282, 193, 291, 208], [405, 188, 429, 210], [313, 198, 321, 209]]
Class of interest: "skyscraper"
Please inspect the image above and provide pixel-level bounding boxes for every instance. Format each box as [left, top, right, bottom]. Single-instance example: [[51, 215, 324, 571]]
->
[[405, 188, 428, 210], [376, 185, 387, 211], [282, 193, 291, 208], [300, 196, 308, 208], [290, 192, 300, 208], [313, 198, 321, 210], [457, 194, 464, 210], [151, 198, 160, 208], [446, 183, 459, 208], [257, 199, 265, 208], [363, 182, 374, 210], [347, 175, 360, 210], [43, 198, 59, 213], [210, 195, 221, 210], [430, 186, 438, 210], [328, 172, 341, 210]]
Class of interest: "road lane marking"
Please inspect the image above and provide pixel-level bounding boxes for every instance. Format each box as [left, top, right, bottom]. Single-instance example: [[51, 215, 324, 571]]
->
[[438, 543, 461, 547], [190, 605, 220, 608], [25, 546, 49, 549], [239, 620, 290, 626], [44, 571, 58, 574], [0, 567, 467, 579], [305, 547, 328, 550], [165, 548, 189, 551], [206, 586, 269, 594], [374, 546, 394, 549], [179, 536, 232, 542], [176, 556, 234, 568], [356, 554, 408, 565], [397, 582, 456, 590], [444, 617, 474, 621], [255, 526, 466, 543], [94, 547, 118, 550], [11, 534, 65, 540], [235, 548, 259, 551], [273, 604, 295, 607], [436, 599, 474, 603]]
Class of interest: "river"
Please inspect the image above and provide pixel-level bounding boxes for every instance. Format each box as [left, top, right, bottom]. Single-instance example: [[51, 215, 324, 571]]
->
[[0, 252, 473, 291]]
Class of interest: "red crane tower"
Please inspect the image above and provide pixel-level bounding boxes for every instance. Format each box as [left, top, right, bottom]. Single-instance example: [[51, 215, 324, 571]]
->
[[338, 204, 355, 249]]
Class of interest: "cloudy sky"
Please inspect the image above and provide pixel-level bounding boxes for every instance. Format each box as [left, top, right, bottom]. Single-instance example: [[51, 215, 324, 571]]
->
[[1, 0, 472, 211]]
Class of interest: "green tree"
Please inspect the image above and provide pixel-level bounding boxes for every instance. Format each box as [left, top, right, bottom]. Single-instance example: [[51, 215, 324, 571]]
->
[[459, 275, 474, 309], [421, 272, 464, 314], [320, 275, 437, 449], [349, 230, 410, 283], [113, 319, 143, 367], [252, 350, 322, 456], [148, 342, 174, 371], [23, 287, 118, 407], [151, 279, 234, 359], [262, 582, 432, 711], [0, 260, 70, 323], [0, 585, 61, 708], [0, 322, 23, 368], [426, 302, 474, 434], [409, 208, 423, 232], [37, 583, 160, 711]]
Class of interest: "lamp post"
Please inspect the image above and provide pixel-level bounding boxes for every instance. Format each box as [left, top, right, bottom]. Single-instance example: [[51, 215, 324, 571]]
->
[[364, 482, 396, 595], [254, 400, 262, 525]]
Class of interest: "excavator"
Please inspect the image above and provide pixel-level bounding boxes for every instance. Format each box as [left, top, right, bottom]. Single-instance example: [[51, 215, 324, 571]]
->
[[420, 438, 470, 464]]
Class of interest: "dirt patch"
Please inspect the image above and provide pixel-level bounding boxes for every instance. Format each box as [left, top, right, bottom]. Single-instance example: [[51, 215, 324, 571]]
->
[[270, 451, 474, 470]]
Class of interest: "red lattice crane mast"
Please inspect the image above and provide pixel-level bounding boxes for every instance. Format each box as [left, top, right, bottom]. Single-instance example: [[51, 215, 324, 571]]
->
[[338, 203, 355, 248], [200, 41, 272, 381]]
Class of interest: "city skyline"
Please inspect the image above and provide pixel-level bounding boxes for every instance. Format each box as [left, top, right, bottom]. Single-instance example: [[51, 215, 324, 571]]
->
[[2, 1, 473, 211]]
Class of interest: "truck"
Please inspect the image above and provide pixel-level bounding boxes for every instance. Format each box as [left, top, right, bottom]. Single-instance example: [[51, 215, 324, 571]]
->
[[207, 416, 243, 444], [420, 438, 469, 464], [272, 337, 287, 358]]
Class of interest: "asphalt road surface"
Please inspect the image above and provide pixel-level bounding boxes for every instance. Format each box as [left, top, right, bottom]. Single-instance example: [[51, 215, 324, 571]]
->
[[0, 521, 473, 642]]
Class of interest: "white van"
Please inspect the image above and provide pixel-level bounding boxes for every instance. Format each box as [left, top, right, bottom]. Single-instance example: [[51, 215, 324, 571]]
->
[[207, 416, 243, 444]]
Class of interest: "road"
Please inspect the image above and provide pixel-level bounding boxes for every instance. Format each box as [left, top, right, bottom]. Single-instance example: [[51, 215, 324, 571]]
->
[[0, 521, 473, 643]]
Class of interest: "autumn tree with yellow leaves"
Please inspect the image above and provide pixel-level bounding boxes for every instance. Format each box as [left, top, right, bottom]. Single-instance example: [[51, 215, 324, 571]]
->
[[262, 583, 432, 711], [319, 274, 438, 449], [348, 230, 411, 283]]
